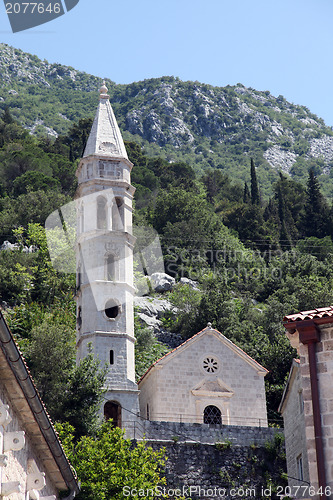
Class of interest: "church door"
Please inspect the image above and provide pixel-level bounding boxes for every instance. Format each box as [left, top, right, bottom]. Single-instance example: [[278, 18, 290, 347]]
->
[[204, 405, 222, 425], [104, 401, 122, 428]]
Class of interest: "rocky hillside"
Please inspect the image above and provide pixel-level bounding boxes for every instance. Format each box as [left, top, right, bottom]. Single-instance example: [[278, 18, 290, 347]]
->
[[1, 43, 333, 196]]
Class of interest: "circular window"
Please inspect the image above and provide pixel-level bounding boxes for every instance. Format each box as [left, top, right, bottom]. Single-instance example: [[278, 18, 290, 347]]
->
[[203, 356, 219, 373], [105, 300, 120, 319]]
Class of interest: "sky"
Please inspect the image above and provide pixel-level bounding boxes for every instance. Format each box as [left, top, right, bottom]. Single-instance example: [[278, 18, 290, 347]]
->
[[0, 0, 333, 125]]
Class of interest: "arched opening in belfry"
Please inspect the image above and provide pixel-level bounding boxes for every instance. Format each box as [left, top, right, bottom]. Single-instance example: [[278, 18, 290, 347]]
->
[[104, 401, 121, 428], [97, 196, 107, 229], [112, 197, 124, 230], [203, 405, 222, 425], [106, 254, 115, 281]]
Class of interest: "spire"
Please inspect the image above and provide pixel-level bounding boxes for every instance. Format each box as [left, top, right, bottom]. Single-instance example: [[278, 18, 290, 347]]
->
[[83, 81, 129, 160]]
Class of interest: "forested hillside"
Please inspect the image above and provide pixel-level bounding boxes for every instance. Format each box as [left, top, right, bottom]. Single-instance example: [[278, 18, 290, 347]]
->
[[1, 107, 333, 431], [2, 43, 333, 199]]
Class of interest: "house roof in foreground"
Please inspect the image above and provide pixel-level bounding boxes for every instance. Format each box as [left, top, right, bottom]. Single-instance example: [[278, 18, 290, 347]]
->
[[283, 306, 333, 326], [0, 311, 79, 496], [138, 324, 268, 384]]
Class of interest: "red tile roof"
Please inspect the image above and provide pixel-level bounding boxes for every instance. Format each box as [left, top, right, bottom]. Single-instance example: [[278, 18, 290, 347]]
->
[[283, 306, 333, 324]]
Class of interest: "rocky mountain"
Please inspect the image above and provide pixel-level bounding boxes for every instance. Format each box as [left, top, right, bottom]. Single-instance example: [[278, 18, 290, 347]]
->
[[1, 43, 333, 196]]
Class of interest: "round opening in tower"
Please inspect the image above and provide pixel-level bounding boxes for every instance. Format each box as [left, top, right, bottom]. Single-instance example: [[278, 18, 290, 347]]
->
[[105, 300, 120, 319]]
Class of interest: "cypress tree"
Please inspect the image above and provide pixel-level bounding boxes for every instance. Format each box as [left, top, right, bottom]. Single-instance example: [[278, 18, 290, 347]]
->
[[243, 182, 250, 203], [250, 159, 260, 205], [303, 169, 329, 238]]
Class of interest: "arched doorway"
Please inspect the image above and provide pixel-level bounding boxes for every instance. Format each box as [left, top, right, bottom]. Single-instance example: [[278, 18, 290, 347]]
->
[[203, 405, 222, 425], [104, 401, 122, 428]]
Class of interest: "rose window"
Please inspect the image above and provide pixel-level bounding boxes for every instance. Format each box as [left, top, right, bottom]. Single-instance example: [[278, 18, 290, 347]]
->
[[203, 357, 219, 373]]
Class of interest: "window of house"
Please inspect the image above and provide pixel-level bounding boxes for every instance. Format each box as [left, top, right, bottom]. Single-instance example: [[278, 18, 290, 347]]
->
[[297, 454, 303, 481], [298, 390, 304, 414], [203, 405, 222, 425]]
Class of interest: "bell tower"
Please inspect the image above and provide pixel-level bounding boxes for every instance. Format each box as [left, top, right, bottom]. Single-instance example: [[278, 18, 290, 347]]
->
[[75, 82, 139, 429]]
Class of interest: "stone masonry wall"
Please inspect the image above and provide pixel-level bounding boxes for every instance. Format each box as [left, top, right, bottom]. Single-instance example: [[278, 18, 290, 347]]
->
[[130, 419, 279, 446], [280, 361, 310, 496], [299, 323, 333, 492], [143, 439, 287, 500], [0, 385, 59, 500]]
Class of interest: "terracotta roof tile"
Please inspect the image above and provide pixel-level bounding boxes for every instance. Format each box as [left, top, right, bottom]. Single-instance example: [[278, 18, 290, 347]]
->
[[283, 306, 333, 323]]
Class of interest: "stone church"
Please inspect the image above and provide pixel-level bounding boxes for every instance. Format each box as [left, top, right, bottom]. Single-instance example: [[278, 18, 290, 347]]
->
[[75, 83, 269, 433]]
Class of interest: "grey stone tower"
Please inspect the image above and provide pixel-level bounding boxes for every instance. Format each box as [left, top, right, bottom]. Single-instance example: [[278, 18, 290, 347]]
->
[[75, 82, 139, 430]]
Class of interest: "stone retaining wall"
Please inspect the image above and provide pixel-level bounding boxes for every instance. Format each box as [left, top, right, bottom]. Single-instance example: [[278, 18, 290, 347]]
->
[[144, 439, 287, 500], [129, 419, 280, 446]]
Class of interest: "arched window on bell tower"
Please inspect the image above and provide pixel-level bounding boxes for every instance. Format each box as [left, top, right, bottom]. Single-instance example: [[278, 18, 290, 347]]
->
[[106, 254, 115, 281], [112, 197, 124, 231], [97, 196, 107, 229]]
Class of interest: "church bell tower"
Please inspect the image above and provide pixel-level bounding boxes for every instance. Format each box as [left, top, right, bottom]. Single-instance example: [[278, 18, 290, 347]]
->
[[75, 82, 139, 429]]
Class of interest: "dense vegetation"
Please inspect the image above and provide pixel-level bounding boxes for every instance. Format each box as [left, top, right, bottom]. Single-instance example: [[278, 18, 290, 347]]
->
[[1, 109, 333, 432]]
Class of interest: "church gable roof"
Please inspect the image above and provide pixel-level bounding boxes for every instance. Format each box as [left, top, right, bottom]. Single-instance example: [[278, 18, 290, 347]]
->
[[138, 325, 268, 384], [83, 82, 129, 160]]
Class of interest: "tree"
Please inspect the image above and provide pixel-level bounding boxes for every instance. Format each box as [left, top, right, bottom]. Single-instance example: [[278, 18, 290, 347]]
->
[[134, 319, 168, 380], [2, 106, 14, 124], [24, 319, 76, 415], [61, 352, 107, 438], [56, 420, 167, 500], [23, 317, 106, 436], [302, 169, 330, 238], [243, 182, 250, 203], [250, 158, 260, 205]]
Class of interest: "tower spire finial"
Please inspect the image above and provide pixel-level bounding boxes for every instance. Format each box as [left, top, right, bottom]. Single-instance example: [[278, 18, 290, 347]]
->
[[99, 80, 109, 99]]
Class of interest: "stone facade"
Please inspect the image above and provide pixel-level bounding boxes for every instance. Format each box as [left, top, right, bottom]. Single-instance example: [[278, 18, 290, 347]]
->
[[279, 359, 310, 496], [0, 388, 58, 500], [283, 312, 333, 498], [139, 326, 268, 427], [298, 324, 333, 491], [0, 311, 79, 499]]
